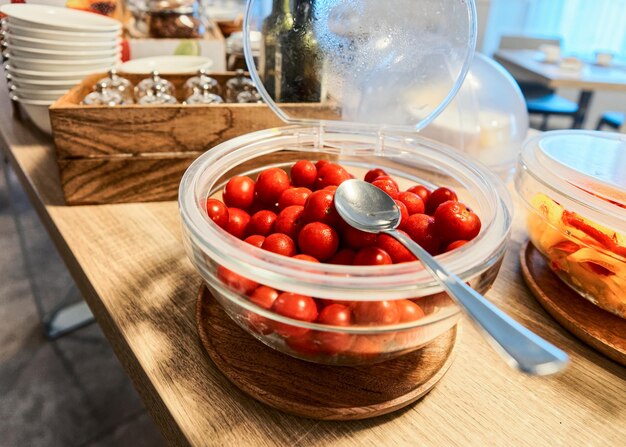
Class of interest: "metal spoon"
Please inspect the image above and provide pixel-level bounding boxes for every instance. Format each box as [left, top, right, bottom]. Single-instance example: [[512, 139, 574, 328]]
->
[[334, 179, 568, 375]]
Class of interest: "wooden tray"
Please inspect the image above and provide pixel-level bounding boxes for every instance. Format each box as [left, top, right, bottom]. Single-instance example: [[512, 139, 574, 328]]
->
[[196, 285, 457, 420], [520, 241, 626, 366], [49, 72, 334, 205]]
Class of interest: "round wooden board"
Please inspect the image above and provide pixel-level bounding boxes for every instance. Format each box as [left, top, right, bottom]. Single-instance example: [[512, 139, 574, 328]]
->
[[196, 286, 457, 420], [520, 241, 626, 366]]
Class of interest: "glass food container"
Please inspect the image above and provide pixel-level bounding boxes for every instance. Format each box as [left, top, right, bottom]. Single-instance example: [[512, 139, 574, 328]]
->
[[179, 0, 514, 365], [516, 131, 626, 319], [147, 0, 205, 38]]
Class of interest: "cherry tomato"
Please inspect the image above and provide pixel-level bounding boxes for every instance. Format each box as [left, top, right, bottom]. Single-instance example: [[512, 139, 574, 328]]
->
[[347, 335, 382, 360], [298, 222, 340, 261], [249, 285, 279, 309], [278, 187, 312, 210], [433, 200, 481, 243], [323, 185, 338, 192], [353, 246, 393, 265], [343, 225, 377, 250], [261, 233, 296, 257], [255, 167, 290, 205], [406, 184, 431, 204], [244, 234, 265, 248], [397, 191, 425, 215], [217, 266, 258, 294], [353, 300, 399, 325], [223, 176, 255, 209], [248, 210, 277, 236], [394, 199, 409, 227], [444, 240, 468, 252], [364, 168, 388, 183], [372, 176, 399, 198], [402, 214, 441, 256], [315, 159, 331, 171], [302, 189, 339, 226], [205, 198, 229, 229], [272, 292, 319, 337], [290, 160, 317, 188], [396, 299, 425, 322], [313, 163, 352, 189], [274, 205, 304, 240], [286, 332, 321, 356], [329, 248, 356, 265], [376, 232, 418, 263], [292, 254, 320, 263], [225, 208, 250, 239], [426, 187, 458, 215], [316, 304, 354, 354]]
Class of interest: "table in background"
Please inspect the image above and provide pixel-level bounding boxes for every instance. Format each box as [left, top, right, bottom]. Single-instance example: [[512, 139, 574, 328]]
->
[[494, 49, 626, 128], [0, 84, 625, 446]]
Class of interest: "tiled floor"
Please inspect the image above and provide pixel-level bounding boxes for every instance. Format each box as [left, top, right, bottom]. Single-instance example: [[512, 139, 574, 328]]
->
[[0, 163, 165, 447]]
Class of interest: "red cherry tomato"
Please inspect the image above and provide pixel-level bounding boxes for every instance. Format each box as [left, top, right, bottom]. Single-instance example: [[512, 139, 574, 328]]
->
[[274, 205, 304, 240], [249, 285, 279, 309], [444, 240, 469, 252], [217, 266, 258, 294], [223, 176, 255, 209], [323, 185, 338, 192], [286, 332, 321, 356], [315, 159, 331, 171], [376, 232, 418, 263], [402, 214, 441, 256], [372, 176, 399, 198], [343, 225, 377, 250], [313, 163, 352, 190], [406, 184, 431, 204], [278, 187, 312, 210], [290, 160, 317, 188], [396, 299, 425, 322], [426, 187, 458, 215], [244, 234, 265, 248], [292, 253, 320, 263], [205, 198, 229, 229], [225, 208, 250, 239], [433, 200, 481, 243], [353, 246, 393, 265], [353, 300, 400, 325], [329, 248, 356, 265], [255, 167, 290, 205], [316, 304, 354, 354], [261, 233, 296, 257], [302, 189, 339, 226], [347, 335, 383, 360], [364, 168, 388, 183], [394, 199, 409, 227], [248, 210, 277, 236], [272, 292, 319, 337], [298, 222, 340, 261], [397, 191, 425, 215]]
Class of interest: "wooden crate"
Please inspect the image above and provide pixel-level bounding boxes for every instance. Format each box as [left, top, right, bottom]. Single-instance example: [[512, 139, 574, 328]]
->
[[49, 71, 328, 205]]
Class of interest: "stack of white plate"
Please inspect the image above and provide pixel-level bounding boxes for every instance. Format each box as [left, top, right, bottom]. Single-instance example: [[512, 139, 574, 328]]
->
[[1, 4, 121, 134]]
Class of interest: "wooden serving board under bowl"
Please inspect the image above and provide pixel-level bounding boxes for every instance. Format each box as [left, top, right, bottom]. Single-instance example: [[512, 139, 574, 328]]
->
[[49, 72, 335, 205]]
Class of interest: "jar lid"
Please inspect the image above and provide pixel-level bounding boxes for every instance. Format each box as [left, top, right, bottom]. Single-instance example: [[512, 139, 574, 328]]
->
[[243, 0, 476, 132], [148, 0, 195, 13], [520, 130, 626, 231]]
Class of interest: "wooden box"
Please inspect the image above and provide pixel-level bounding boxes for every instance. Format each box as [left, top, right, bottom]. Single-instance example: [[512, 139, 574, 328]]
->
[[50, 71, 310, 205]]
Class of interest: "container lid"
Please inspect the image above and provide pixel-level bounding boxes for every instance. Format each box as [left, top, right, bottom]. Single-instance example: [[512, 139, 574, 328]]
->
[[243, 0, 477, 133], [520, 130, 626, 231]]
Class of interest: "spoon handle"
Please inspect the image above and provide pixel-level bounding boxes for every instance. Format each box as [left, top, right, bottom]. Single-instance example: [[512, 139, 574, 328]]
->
[[385, 229, 568, 375]]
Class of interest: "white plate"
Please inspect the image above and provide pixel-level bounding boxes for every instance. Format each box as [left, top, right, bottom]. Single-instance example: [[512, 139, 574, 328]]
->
[[3, 22, 121, 42], [5, 64, 103, 79], [10, 86, 68, 100], [1, 4, 121, 32], [118, 56, 213, 74], [8, 76, 81, 89], [4, 33, 121, 51], [7, 55, 118, 72], [5, 44, 120, 60]]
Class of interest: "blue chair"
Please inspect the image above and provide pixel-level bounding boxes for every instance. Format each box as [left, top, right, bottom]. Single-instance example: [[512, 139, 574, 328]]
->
[[596, 112, 625, 131]]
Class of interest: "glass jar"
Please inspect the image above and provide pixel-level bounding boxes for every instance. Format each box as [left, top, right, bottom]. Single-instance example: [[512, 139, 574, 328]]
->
[[96, 69, 134, 104], [236, 85, 262, 103], [185, 82, 224, 104], [137, 84, 178, 104], [184, 68, 221, 98], [226, 31, 260, 71], [225, 68, 254, 103], [135, 71, 175, 99], [82, 80, 124, 106], [148, 0, 205, 38]]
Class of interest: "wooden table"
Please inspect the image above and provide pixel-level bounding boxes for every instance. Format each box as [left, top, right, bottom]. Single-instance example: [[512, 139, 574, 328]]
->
[[1, 89, 625, 446], [494, 49, 626, 128]]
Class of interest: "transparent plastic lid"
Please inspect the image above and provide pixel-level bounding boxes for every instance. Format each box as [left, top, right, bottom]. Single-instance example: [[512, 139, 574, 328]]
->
[[243, 0, 477, 133], [521, 131, 626, 231]]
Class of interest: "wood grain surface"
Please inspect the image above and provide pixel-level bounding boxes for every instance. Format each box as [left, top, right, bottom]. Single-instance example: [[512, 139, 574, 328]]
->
[[1, 76, 625, 446], [521, 241, 626, 366], [197, 286, 456, 420]]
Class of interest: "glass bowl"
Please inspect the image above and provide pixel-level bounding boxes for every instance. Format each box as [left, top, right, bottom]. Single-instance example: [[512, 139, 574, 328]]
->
[[516, 130, 626, 319], [179, 126, 513, 365]]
